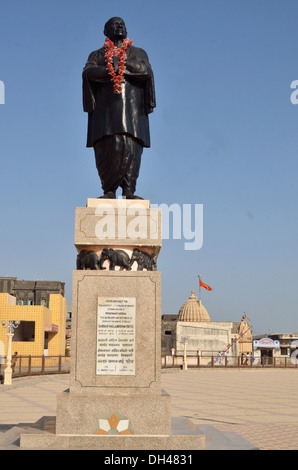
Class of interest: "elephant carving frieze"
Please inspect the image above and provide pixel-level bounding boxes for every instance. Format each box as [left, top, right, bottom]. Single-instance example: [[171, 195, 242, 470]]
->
[[76, 247, 157, 271], [99, 248, 131, 271], [130, 248, 157, 271]]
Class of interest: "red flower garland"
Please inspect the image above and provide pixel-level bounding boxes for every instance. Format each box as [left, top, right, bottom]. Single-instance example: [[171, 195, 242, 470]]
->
[[104, 37, 132, 94]]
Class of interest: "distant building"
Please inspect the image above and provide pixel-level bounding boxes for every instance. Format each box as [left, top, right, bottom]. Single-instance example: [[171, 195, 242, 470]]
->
[[0, 277, 69, 364], [253, 332, 298, 365], [162, 290, 252, 365], [0, 293, 67, 363], [0, 277, 65, 307]]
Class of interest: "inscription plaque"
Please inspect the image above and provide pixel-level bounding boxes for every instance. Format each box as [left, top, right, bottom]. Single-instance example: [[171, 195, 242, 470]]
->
[[96, 297, 136, 375]]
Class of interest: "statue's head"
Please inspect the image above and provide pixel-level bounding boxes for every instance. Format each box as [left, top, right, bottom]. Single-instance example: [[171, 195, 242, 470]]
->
[[104, 17, 127, 40]]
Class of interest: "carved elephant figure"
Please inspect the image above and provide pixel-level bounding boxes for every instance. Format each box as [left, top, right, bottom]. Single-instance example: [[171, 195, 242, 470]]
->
[[77, 250, 101, 270], [99, 248, 131, 271], [130, 248, 157, 271]]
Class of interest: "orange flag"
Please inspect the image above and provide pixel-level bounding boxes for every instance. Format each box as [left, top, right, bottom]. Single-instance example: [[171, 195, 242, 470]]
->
[[200, 280, 213, 291]]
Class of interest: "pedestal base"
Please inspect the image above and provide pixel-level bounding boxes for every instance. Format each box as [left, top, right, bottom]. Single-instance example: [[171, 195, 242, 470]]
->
[[55, 389, 172, 435], [20, 417, 205, 450]]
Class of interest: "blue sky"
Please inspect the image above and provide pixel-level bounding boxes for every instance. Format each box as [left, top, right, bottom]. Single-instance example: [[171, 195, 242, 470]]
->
[[0, 0, 297, 335]]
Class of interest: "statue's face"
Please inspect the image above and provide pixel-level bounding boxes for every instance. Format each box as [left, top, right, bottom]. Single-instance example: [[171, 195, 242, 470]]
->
[[105, 17, 127, 40]]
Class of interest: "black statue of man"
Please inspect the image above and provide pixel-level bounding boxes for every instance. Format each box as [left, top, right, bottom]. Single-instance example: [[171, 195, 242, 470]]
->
[[82, 17, 156, 199]]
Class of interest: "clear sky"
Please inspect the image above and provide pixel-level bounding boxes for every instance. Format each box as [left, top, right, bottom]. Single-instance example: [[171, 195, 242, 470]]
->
[[0, 0, 297, 336]]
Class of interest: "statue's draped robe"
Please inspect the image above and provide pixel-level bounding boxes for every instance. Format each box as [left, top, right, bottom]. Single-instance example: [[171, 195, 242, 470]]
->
[[82, 45, 155, 193]]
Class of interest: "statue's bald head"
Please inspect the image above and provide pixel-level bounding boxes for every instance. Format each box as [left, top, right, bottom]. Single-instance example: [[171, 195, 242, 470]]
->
[[104, 17, 127, 40]]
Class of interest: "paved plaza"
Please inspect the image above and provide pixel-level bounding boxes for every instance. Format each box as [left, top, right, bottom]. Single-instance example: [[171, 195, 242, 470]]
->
[[162, 368, 298, 450], [0, 368, 298, 450]]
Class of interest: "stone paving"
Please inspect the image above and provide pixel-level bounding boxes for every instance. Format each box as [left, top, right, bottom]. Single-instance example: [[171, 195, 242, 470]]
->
[[161, 368, 298, 450], [0, 375, 69, 427], [0, 369, 298, 449]]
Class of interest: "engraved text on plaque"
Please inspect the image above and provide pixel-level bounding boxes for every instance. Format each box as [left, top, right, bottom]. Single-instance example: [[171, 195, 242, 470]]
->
[[96, 297, 136, 375]]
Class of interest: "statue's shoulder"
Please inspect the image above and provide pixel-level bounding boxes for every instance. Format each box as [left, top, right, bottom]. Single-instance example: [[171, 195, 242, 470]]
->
[[129, 45, 149, 60], [87, 47, 105, 60]]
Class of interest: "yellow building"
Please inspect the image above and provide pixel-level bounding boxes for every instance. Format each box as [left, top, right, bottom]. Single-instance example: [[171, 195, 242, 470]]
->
[[0, 292, 67, 366]]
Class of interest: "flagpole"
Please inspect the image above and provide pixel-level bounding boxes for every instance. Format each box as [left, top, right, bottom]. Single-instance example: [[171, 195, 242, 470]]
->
[[198, 274, 201, 302]]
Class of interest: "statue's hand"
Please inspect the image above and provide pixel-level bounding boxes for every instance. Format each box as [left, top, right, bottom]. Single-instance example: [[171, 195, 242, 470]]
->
[[125, 59, 147, 75]]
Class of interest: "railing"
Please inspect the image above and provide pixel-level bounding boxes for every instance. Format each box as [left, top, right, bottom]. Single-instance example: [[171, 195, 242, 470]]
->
[[0, 355, 71, 381], [1, 354, 296, 380], [161, 355, 298, 369]]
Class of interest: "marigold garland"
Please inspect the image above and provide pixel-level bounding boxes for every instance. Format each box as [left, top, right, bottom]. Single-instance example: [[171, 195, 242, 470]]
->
[[104, 37, 132, 94]]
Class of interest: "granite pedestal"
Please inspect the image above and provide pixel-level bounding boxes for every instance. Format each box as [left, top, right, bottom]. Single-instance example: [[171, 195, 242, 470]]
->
[[20, 199, 205, 449]]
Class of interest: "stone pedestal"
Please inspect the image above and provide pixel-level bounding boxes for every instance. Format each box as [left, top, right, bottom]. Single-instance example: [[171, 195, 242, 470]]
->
[[20, 199, 205, 450]]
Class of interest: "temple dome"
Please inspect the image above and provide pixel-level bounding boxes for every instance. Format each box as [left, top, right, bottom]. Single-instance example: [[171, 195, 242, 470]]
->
[[178, 290, 211, 322]]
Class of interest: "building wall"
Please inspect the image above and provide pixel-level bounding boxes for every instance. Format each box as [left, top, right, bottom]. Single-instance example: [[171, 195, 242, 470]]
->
[[161, 315, 177, 355], [0, 278, 17, 294], [0, 277, 65, 307], [0, 303, 51, 357], [48, 294, 66, 356], [0, 293, 67, 367], [0, 293, 16, 307], [161, 316, 253, 357], [175, 321, 236, 355]]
